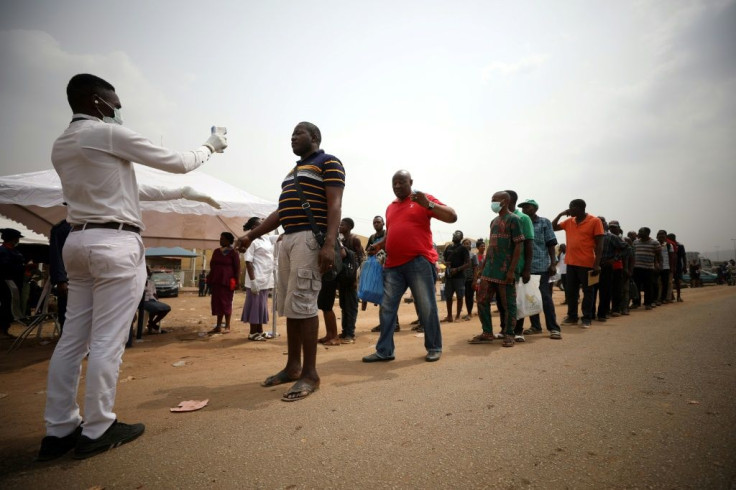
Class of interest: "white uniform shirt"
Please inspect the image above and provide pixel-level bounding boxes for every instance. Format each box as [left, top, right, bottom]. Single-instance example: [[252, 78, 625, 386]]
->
[[51, 114, 212, 230], [244, 236, 275, 290]]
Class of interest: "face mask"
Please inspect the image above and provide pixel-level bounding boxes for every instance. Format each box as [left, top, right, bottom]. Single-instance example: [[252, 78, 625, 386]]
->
[[96, 97, 123, 125], [491, 201, 503, 213]]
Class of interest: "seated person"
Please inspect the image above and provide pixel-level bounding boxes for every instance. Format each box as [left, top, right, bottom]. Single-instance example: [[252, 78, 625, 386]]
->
[[143, 268, 171, 334]]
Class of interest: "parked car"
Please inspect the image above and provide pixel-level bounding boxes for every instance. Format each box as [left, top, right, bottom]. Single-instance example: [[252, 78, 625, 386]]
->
[[681, 270, 718, 286], [151, 271, 179, 297]]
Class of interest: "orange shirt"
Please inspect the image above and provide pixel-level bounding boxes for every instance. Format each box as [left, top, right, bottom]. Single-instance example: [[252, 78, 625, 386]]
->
[[559, 214, 604, 268]]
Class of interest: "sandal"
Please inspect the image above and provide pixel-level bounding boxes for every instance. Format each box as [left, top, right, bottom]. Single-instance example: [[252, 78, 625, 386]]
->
[[502, 335, 515, 347], [281, 380, 319, 402], [261, 370, 299, 387], [207, 325, 223, 335], [468, 334, 494, 344], [248, 333, 266, 341]]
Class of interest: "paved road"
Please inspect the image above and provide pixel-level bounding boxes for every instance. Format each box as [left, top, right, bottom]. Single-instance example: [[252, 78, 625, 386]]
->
[[1, 286, 735, 489]]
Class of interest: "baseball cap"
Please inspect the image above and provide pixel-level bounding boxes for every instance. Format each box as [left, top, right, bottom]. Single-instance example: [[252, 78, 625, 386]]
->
[[518, 199, 539, 209]]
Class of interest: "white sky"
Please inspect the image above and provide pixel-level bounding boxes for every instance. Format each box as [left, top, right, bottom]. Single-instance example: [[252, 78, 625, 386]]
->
[[1, 0, 735, 259]]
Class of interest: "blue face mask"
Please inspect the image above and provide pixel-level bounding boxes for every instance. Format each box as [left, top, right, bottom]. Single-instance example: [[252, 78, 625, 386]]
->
[[491, 201, 503, 213], [96, 97, 123, 125]]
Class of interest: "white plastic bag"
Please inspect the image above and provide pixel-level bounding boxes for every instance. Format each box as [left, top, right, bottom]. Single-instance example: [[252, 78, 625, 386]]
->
[[516, 276, 542, 318]]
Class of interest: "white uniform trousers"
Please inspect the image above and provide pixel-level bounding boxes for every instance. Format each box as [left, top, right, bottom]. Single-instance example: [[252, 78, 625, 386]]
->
[[44, 228, 146, 439]]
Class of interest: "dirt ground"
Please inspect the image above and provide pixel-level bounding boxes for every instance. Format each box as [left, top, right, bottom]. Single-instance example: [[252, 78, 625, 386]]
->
[[1, 285, 735, 489]]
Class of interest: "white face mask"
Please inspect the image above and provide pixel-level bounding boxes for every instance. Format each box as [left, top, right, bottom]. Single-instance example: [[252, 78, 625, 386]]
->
[[96, 97, 123, 125], [491, 201, 504, 213]]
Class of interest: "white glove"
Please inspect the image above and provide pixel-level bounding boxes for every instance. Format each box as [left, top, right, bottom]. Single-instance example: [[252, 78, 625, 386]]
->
[[181, 186, 221, 209], [203, 133, 228, 153], [250, 283, 260, 294]]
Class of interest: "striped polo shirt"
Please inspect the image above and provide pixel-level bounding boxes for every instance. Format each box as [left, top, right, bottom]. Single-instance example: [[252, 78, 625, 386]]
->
[[278, 150, 345, 234], [633, 238, 662, 269]]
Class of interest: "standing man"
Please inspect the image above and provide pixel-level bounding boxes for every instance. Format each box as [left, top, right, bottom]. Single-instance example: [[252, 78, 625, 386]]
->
[[667, 233, 686, 302], [49, 220, 72, 332], [516, 199, 561, 340], [0, 228, 25, 339], [461, 238, 479, 321], [656, 230, 676, 304], [468, 191, 524, 347], [38, 74, 227, 461], [441, 230, 470, 323], [596, 217, 626, 321], [362, 170, 457, 363], [633, 227, 662, 310], [607, 220, 627, 316], [318, 217, 364, 345], [239, 122, 344, 401], [552, 199, 604, 328]]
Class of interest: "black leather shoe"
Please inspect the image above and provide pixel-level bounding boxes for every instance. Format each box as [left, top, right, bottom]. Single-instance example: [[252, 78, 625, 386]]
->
[[37, 426, 82, 461], [362, 352, 394, 363], [425, 351, 441, 362], [73, 420, 145, 460]]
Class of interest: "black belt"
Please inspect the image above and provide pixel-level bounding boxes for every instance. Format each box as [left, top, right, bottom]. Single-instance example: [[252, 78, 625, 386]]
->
[[71, 222, 140, 234]]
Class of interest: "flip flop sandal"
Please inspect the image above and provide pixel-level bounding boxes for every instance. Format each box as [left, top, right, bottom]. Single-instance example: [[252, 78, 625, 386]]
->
[[261, 370, 298, 387], [281, 380, 319, 402]]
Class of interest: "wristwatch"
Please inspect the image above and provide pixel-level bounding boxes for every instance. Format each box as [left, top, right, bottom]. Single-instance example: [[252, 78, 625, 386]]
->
[[427, 201, 435, 210]]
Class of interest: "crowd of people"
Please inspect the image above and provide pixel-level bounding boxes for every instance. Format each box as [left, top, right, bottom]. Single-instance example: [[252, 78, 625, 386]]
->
[[24, 72, 728, 465]]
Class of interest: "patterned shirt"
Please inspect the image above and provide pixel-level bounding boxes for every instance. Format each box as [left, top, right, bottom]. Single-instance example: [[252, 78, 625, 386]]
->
[[601, 232, 626, 261], [529, 215, 557, 274], [482, 213, 525, 284], [278, 150, 345, 234]]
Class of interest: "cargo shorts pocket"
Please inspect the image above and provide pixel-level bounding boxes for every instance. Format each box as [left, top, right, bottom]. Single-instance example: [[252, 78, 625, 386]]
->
[[292, 268, 321, 315]]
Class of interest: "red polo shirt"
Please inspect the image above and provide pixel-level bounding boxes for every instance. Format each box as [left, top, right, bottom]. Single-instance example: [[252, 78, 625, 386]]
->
[[384, 194, 442, 268]]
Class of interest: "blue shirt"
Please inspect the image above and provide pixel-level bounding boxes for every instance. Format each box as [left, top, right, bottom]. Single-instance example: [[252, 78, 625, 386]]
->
[[529, 215, 557, 274]]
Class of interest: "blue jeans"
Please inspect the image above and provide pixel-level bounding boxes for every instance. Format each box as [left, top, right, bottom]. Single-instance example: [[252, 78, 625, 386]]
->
[[375, 256, 442, 358]]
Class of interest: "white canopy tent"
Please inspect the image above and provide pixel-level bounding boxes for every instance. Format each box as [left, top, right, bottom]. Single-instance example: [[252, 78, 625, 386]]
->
[[0, 166, 277, 250]]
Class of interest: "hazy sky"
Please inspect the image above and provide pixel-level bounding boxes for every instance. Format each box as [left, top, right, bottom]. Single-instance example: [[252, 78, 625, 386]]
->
[[1, 0, 735, 259]]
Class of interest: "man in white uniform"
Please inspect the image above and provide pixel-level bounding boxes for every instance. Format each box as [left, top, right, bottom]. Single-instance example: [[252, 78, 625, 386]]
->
[[37, 74, 227, 461]]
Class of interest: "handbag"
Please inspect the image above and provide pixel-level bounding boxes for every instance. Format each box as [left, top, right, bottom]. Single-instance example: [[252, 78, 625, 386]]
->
[[516, 276, 542, 318], [358, 255, 383, 304], [290, 165, 342, 281]]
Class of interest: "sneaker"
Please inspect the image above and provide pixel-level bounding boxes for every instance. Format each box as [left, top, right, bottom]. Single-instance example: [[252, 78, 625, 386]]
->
[[581, 320, 591, 329], [37, 426, 82, 462], [562, 316, 579, 325], [596, 316, 607, 322], [550, 330, 562, 340], [340, 336, 356, 344], [73, 420, 145, 460], [514, 334, 526, 343], [523, 328, 543, 335], [610, 312, 621, 317]]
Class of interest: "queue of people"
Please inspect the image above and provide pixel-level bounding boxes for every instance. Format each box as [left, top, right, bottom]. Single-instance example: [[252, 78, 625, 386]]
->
[[26, 72, 718, 465]]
